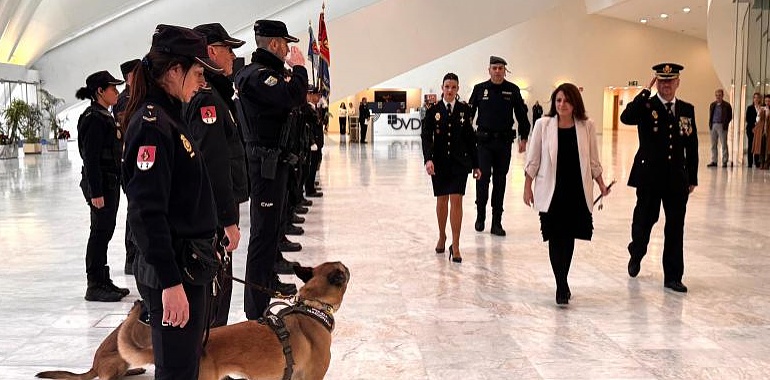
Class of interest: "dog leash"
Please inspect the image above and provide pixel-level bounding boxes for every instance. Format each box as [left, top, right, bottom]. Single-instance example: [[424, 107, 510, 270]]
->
[[220, 254, 295, 300]]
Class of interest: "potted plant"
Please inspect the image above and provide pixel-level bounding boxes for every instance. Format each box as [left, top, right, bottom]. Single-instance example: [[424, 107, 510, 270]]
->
[[3, 99, 43, 155], [39, 89, 67, 152], [0, 119, 20, 159]]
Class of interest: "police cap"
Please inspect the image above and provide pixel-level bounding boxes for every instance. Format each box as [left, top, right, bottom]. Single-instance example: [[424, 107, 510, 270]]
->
[[253, 20, 299, 43], [120, 59, 141, 79], [307, 85, 320, 94], [193, 23, 245, 48], [150, 24, 222, 73], [652, 63, 684, 80], [86, 71, 124, 90], [490, 56, 507, 66]]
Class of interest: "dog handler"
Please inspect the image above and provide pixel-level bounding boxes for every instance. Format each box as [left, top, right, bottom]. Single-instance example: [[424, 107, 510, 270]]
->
[[122, 24, 220, 379]]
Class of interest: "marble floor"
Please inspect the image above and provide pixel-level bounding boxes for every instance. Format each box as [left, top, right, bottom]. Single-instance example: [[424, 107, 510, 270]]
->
[[1, 129, 770, 379]]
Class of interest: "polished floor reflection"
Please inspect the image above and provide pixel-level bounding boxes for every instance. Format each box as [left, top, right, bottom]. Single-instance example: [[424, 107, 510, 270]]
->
[[1, 129, 770, 379]]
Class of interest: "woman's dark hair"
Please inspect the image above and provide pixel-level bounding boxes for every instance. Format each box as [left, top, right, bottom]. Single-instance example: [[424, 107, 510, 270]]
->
[[75, 86, 94, 101], [764, 94, 770, 101], [443, 72, 459, 83], [546, 83, 587, 121], [120, 51, 195, 128], [340, 103, 346, 109]]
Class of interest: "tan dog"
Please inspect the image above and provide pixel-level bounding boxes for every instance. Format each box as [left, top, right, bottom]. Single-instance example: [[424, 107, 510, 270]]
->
[[35, 301, 151, 380], [119, 261, 350, 380]]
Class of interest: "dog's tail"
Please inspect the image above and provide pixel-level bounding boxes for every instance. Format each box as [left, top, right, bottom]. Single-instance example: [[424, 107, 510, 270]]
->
[[35, 369, 97, 380], [117, 300, 154, 367]]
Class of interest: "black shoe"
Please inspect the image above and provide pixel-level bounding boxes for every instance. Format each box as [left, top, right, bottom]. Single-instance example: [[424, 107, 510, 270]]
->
[[85, 283, 124, 302], [274, 258, 300, 275], [556, 286, 570, 305], [306, 191, 323, 198], [301, 199, 313, 207], [490, 224, 506, 236], [706, 162, 717, 167], [279, 239, 302, 252], [285, 224, 304, 236], [627, 256, 641, 278], [474, 216, 484, 232], [274, 279, 298, 296], [361, 140, 367, 144], [448, 245, 462, 263], [105, 279, 130, 296], [664, 281, 688, 293], [295, 206, 309, 214], [291, 214, 305, 224], [722, 163, 728, 168]]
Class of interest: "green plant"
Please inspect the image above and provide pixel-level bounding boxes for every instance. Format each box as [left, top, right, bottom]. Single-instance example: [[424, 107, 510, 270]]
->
[[2, 99, 42, 144], [39, 89, 64, 139]]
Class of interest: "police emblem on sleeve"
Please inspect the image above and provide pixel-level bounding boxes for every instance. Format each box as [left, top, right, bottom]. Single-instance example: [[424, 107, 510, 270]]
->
[[264, 76, 278, 86], [180, 134, 195, 157], [200, 106, 217, 124], [137, 146, 156, 171]]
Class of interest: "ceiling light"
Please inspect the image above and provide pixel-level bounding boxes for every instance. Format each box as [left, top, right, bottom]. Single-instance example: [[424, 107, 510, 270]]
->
[[660, 13, 669, 19], [640, 18, 648, 23], [683, 7, 691, 13]]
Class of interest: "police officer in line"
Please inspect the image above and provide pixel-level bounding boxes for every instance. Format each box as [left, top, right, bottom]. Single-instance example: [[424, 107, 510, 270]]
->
[[122, 24, 220, 379], [622, 63, 698, 293], [468, 56, 531, 236], [185, 22, 249, 328], [75, 71, 131, 302], [234, 19, 308, 320], [305, 86, 324, 197], [113, 58, 141, 275]]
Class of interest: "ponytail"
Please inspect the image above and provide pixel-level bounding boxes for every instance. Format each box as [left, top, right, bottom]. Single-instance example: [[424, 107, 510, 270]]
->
[[75, 87, 93, 100]]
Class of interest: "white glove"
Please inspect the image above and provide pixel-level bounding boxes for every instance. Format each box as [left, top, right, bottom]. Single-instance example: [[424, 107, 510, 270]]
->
[[310, 143, 318, 151]]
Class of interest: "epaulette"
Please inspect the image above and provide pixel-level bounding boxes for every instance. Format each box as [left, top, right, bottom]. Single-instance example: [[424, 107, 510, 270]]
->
[[142, 104, 157, 123], [197, 86, 213, 94]]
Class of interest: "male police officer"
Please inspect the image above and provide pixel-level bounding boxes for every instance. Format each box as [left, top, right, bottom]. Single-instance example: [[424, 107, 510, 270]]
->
[[186, 23, 248, 327], [468, 56, 530, 236], [622, 63, 698, 293], [234, 19, 307, 320]]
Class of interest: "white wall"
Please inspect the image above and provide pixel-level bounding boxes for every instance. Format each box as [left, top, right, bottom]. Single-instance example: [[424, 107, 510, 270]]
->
[[374, 0, 721, 132]]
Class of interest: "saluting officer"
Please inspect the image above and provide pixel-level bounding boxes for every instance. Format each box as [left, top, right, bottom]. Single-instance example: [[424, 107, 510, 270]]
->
[[186, 22, 249, 327], [234, 19, 308, 320], [468, 56, 530, 236], [622, 63, 698, 293], [75, 70, 130, 302]]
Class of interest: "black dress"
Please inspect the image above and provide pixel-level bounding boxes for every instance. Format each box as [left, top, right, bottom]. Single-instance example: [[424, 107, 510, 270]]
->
[[539, 126, 593, 242]]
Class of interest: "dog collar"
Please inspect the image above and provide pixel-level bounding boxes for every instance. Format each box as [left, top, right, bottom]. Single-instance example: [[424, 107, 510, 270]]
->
[[290, 302, 335, 332]]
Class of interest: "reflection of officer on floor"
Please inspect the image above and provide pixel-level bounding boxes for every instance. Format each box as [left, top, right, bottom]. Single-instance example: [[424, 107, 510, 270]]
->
[[622, 63, 698, 294], [234, 19, 308, 320], [468, 56, 530, 236]]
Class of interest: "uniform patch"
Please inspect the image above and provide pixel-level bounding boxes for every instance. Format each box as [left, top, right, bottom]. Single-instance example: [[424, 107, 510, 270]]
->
[[137, 146, 156, 171], [435, 113, 441, 121], [651, 110, 658, 119], [180, 134, 195, 158], [264, 76, 278, 86], [200, 106, 217, 124]]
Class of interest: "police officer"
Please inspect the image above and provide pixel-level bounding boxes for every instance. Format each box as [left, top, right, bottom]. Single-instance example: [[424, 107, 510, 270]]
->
[[234, 19, 308, 320], [113, 58, 140, 275], [622, 63, 698, 293], [305, 86, 324, 197], [186, 22, 249, 327], [122, 24, 220, 379], [468, 56, 530, 236], [75, 70, 130, 302]]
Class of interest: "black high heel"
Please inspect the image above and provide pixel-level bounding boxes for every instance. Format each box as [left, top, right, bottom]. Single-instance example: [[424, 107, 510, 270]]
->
[[448, 245, 462, 263]]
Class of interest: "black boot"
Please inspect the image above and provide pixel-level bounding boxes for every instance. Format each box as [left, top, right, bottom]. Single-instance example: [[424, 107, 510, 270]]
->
[[490, 214, 506, 236], [85, 282, 124, 302], [475, 211, 485, 232], [102, 267, 129, 296], [274, 276, 297, 296]]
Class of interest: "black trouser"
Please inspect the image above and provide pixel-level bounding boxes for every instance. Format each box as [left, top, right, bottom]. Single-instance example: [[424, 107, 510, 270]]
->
[[476, 139, 513, 216], [339, 117, 347, 135], [359, 120, 368, 142], [210, 226, 232, 328], [85, 186, 120, 284], [306, 150, 321, 194], [125, 220, 137, 270], [747, 129, 755, 167], [244, 155, 289, 320], [137, 282, 206, 380], [548, 237, 575, 293], [628, 184, 689, 283]]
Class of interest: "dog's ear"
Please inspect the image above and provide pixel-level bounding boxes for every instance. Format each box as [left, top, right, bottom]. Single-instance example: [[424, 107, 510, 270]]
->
[[293, 264, 314, 283], [327, 268, 347, 287]]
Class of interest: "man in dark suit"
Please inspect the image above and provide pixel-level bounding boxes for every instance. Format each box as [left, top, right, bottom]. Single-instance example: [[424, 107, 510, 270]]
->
[[621, 63, 698, 293], [707, 89, 733, 167], [745, 92, 762, 167]]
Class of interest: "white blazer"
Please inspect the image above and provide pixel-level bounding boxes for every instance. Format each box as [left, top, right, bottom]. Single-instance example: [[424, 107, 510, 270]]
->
[[524, 116, 603, 213]]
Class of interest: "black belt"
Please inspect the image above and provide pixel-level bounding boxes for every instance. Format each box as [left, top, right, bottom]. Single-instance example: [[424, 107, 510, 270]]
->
[[477, 130, 514, 139]]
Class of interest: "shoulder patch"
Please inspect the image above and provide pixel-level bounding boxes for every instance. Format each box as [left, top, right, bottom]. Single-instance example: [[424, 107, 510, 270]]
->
[[200, 106, 217, 124], [264, 76, 278, 86], [137, 146, 156, 171], [143, 104, 157, 122]]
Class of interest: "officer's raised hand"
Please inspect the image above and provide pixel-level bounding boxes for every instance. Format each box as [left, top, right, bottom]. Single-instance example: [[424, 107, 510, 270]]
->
[[286, 46, 305, 67], [647, 76, 657, 90]]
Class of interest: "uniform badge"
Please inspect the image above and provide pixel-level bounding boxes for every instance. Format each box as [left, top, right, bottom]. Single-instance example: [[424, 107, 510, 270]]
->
[[679, 117, 693, 136], [483, 89, 489, 99], [137, 146, 156, 171], [180, 134, 195, 158], [652, 110, 658, 120], [435, 113, 441, 121], [200, 106, 217, 124], [264, 76, 278, 86], [460, 111, 465, 124]]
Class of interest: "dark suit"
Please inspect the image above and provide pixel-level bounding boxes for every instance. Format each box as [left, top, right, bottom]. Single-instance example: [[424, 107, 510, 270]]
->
[[746, 104, 760, 167], [621, 89, 698, 283], [421, 101, 478, 196]]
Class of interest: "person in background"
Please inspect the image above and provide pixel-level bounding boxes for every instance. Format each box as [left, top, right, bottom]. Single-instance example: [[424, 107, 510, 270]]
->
[[122, 24, 220, 379], [359, 97, 371, 143], [745, 92, 761, 168], [75, 70, 130, 302], [707, 89, 732, 168], [523, 83, 609, 305], [338, 102, 347, 136], [421, 73, 481, 264], [752, 95, 770, 169], [532, 100, 543, 126], [306, 86, 324, 197]]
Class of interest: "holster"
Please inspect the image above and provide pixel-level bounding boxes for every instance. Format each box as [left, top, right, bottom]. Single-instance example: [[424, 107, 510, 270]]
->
[[253, 146, 281, 180]]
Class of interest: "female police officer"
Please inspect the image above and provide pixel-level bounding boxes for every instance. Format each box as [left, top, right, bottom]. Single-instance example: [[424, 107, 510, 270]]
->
[[121, 24, 220, 379], [75, 70, 130, 302]]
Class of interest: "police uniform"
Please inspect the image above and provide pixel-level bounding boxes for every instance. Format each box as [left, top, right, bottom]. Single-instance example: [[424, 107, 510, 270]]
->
[[421, 100, 479, 196], [122, 24, 220, 380], [622, 63, 698, 292], [305, 88, 324, 196], [234, 20, 308, 320], [186, 23, 248, 328], [468, 56, 531, 235], [76, 70, 129, 302]]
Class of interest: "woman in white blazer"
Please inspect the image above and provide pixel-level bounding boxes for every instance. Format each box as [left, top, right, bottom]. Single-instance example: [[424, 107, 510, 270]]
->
[[523, 83, 610, 305]]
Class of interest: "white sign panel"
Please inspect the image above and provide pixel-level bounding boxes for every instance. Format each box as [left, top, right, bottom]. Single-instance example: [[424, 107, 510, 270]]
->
[[372, 112, 422, 137]]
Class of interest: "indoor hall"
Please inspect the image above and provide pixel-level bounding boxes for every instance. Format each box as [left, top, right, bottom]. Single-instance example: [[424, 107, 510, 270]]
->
[[2, 129, 770, 379]]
